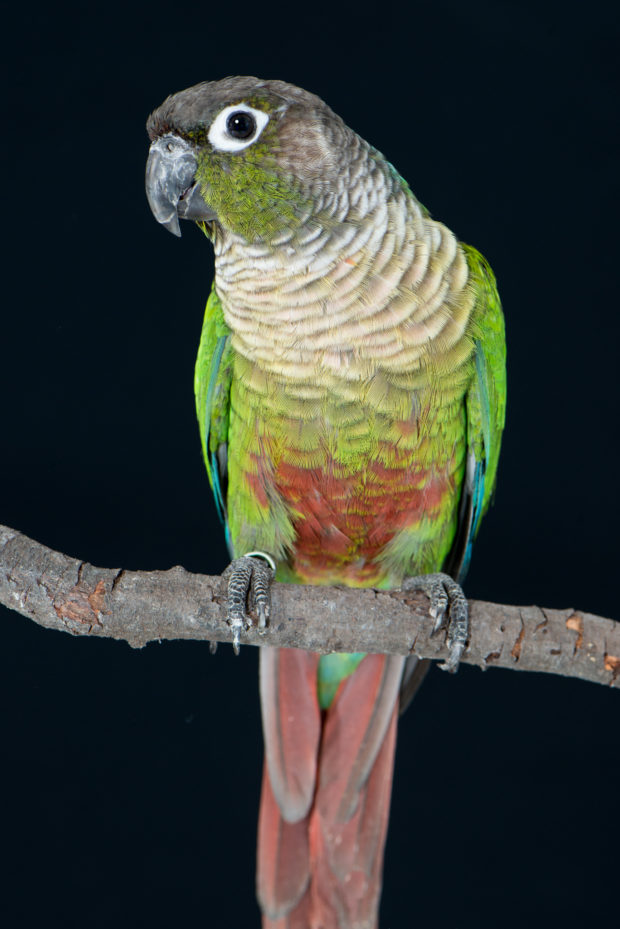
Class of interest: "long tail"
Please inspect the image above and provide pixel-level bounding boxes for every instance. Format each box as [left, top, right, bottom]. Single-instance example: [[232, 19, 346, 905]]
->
[[257, 648, 404, 929]]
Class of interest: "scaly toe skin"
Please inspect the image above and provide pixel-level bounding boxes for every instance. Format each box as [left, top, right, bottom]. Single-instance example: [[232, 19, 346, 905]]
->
[[402, 572, 469, 673], [439, 586, 468, 673], [222, 553, 275, 653]]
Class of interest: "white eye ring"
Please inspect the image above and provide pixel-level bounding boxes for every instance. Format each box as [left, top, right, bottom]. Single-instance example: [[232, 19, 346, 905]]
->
[[207, 103, 269, 153]]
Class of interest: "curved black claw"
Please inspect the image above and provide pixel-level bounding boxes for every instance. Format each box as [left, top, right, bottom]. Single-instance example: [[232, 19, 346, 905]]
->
[[402, 572, 469, 673], [222, 552, 276, 654]]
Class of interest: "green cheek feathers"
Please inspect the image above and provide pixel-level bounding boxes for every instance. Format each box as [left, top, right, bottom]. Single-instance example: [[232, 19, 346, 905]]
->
[[195, 150, 312, 241]]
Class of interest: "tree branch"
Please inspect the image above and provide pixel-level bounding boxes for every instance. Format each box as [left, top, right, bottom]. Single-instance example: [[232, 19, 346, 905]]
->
[[1, 523, 618, 688]]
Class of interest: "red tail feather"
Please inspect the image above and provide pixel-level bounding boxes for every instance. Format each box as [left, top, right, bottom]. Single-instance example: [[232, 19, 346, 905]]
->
[[257, 759, 311, 921], [257, 650, 403, 929]]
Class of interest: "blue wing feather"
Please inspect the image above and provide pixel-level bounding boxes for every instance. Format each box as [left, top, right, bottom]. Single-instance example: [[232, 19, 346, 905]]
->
[[205, 334, 230, 527]]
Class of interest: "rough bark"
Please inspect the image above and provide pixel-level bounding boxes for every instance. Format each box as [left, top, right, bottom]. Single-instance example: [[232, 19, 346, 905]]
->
[[1, 524, 618, 688]]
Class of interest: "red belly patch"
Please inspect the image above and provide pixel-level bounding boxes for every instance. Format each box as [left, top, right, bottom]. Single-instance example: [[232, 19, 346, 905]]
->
[[265, 451, 454, 584]]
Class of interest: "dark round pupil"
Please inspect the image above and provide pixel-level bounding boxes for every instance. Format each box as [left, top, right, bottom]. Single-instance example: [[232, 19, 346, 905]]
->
[[226, 111, 255, 140]]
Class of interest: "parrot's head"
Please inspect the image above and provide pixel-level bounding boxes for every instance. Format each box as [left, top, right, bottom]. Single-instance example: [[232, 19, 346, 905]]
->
[[145, 77, 360, 243]]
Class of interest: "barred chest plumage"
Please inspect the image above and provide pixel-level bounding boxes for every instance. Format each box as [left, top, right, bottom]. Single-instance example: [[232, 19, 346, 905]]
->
[[212, 165, 476, 401]]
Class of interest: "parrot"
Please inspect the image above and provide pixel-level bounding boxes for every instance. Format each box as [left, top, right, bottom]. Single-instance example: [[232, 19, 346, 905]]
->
[[145, 76, 506, 929]]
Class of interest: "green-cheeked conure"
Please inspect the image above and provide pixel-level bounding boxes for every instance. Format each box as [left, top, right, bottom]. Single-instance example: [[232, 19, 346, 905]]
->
[[145, 76, 506, 929]]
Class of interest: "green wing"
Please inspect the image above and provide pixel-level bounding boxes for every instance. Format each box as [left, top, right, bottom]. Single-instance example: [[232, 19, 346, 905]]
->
[[445, 244, 507, 581], [402, 243, 506, 708], [194, 284, 234, 552]]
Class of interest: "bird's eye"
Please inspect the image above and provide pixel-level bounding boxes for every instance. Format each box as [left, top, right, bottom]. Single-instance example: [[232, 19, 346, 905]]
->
[[226, 111, 256, 140], [208, 104, 269, 153]]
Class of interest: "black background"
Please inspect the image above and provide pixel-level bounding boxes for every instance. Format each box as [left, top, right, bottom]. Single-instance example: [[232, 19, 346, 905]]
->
[[2, 1, 618, 926]]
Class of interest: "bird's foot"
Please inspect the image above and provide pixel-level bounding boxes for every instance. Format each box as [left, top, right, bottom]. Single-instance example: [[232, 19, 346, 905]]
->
[[402, 572, 469, 673], [222, 551, 276, 655]]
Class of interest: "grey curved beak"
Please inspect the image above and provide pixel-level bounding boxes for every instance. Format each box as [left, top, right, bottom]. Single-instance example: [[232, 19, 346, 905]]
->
[[145, 134, 215, 237]]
